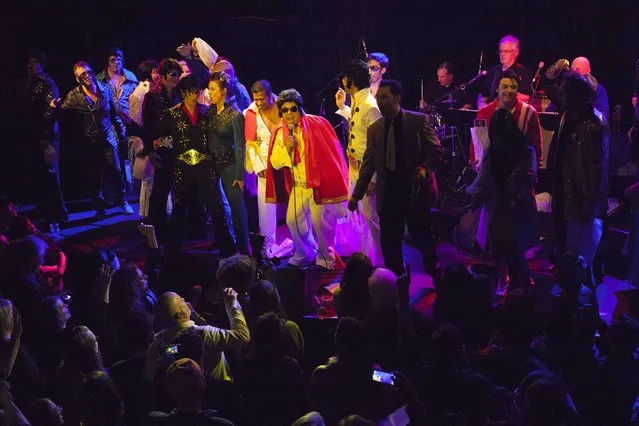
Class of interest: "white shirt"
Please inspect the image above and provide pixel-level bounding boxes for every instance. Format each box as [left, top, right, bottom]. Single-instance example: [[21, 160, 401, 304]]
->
[[270, 126, 307, 185], [336, 88, 381, 183], [128, 81, 151, 127]]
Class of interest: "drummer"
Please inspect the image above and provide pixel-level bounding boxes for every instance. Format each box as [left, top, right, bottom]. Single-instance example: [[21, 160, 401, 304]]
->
[[419, 62, 474, 112]]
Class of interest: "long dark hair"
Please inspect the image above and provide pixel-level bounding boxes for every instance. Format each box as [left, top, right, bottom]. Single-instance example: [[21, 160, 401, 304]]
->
[[489, 108, 527, 184]]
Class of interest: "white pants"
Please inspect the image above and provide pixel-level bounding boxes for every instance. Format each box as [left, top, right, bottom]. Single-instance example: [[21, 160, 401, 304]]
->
[[350, 181, 383, 266], [257, 175, 278, 250], [287, 186, 340, 270]]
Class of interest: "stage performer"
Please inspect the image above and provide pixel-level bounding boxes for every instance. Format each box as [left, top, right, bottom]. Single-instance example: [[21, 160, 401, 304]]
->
[[155, 74, 236, 257], [142, 58, 182, 236], [478, 35, 532, 109], [470, 70, 542, 170], [244, 80, 281, 258], [51, 61, 133, 219], [368, 52, 389, 97], [547, 72, 609, 289], [97, 47, 139, 190], [335, 59, 383, 265], [23, 51, 68, 223], [267, 89, 349, 270], [348, 80, 443, 278], [467, 109, 538, 295], [206, 71, 250, 255]]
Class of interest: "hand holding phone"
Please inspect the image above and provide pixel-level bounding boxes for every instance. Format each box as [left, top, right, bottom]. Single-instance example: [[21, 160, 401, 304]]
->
[[372, 370, 395, 385], [165, 344, 181, 356]]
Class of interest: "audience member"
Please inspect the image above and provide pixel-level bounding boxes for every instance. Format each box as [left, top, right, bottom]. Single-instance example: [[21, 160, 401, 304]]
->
[[148, 358, 234, 425], [334, 253, 374, 321], [309, 317, 405, 425], [150, 289, 250, 381], [236, 312, 305, 424]]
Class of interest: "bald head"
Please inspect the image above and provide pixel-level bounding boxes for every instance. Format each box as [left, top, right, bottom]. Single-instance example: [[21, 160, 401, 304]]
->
[[154, 292, 191, 330], [368, 268, 398, 309], [571, 57, 591, 76], [211, 59, 235, 78]]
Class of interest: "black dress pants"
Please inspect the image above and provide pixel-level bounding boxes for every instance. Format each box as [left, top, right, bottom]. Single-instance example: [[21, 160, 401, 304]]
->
[[168, 161, 236, 258], [379, 202, 437, 277], [84, 138, 126, 209], [33, 139, 67, 221]]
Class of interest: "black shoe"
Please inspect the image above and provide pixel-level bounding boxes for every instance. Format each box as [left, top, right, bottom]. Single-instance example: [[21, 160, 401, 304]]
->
[[94, 209, 107, 220]]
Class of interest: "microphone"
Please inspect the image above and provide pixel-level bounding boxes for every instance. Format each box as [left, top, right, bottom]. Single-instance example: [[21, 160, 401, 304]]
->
[[532, 61, 545, 85], [478, 50, 484, 75], [361, 39, 369, 58], [287, 123, 296, 155], [460, 70, 487, 90]]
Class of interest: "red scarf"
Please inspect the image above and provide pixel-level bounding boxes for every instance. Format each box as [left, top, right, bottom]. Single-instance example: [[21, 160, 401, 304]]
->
[[265, 115, 349, 205]]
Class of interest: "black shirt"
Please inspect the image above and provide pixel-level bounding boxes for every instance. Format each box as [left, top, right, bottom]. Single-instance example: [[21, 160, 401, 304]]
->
[[425, 81, 472, 111], [480, 62, 533, 101], [59, 82, 126, 145]]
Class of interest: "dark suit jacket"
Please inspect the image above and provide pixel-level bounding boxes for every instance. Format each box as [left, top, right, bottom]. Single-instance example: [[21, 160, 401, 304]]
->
[[353, 109, 443, 211]]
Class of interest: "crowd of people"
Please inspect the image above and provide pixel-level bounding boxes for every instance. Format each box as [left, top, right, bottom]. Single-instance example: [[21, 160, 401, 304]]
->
[[1, 196, 639, 424], [3, 29, 639, 425]]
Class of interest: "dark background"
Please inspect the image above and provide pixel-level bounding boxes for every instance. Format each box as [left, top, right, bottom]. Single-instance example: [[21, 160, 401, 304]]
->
[[1, 0, 638, 201]]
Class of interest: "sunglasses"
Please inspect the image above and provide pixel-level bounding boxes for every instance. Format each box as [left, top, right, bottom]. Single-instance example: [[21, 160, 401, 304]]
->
[[76, 70, 93, 79], [369, 66, 381, 71], [281, 106, 299, 113]]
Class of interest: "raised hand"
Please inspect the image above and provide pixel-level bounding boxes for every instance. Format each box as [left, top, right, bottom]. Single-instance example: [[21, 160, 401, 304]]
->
[[176, 43, 193, 58], [335, 88, 346, 110], [221, 287, 238, 305], [97, 264, 115, 303]]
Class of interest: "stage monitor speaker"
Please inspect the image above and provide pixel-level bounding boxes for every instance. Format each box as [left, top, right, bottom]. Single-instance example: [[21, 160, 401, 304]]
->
[[276, 265, 321, 319]]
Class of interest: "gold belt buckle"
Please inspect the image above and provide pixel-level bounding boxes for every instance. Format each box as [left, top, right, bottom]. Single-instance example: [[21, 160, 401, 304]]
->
[[178, 149, 207, 166]]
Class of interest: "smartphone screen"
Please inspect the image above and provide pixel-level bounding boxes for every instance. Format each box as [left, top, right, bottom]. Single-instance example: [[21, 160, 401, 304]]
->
[[474, 118, 487, 128], [372, 370, 395, 385], [165, 344, 180, 356]]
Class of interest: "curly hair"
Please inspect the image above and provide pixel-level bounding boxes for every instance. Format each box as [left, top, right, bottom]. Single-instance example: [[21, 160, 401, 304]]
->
[[276, 88, 305, 115]]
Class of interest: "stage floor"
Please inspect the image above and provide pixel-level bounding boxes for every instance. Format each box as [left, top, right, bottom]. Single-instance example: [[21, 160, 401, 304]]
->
[[24, 198, 635, 325]]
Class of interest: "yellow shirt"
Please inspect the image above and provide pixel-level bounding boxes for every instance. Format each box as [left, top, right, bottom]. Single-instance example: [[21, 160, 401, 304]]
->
[[270, 126, 307, 186]]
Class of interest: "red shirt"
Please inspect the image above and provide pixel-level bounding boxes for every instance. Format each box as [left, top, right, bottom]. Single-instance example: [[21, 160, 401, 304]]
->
[[470, 99, 543, 165]]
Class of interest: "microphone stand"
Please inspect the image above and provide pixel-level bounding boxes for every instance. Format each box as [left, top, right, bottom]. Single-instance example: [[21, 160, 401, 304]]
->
[[424, 72, 486, 114], [315, 74, 340, 116]]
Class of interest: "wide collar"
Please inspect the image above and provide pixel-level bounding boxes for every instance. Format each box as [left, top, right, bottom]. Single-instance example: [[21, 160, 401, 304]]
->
[[352, 87, 373, 107]]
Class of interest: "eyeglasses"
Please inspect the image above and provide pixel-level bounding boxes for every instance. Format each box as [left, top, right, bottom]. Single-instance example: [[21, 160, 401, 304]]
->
[[167, 71, 180, 78], [499, 49, 517, 54], [369, 65, 381, 71], [280, 106, 299, 113], [76, 70, 93, 79], [109, 56, 123, 63]]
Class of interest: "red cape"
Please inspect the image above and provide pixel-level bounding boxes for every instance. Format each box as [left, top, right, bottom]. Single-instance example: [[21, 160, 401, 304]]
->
[[265, 115, 349, 205], [244, 108, 258, 142]]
